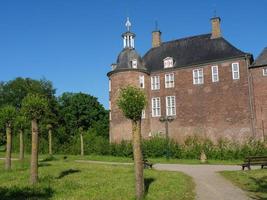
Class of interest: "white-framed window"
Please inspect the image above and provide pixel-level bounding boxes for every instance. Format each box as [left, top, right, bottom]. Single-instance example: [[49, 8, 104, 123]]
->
[[109, 111, 111, 121], [211, 65, 219, 82], [109, 79, 111, 92], [193, 68, 204, 84], [142, 109, 145, 119], [163, 57, 174, 68], [152, 97, 161, 117], [165, 73, 174, 88], [232, 62, 240, 80], [111, 64, 117, 70], [139, 75, 145, 88], [263, 68, 267, 76], [109, 100, 111, 110], [166, 96, 176, 116], [151, 76, 160, 90], [132, 59, 137, 68]]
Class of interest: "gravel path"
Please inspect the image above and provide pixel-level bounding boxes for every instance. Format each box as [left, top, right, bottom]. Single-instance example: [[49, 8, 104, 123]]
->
[[153, 163, 255, 200]]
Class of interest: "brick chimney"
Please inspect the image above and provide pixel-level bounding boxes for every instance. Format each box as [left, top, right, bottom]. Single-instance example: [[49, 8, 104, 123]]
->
[[210, 17, 221, 39], [152, 30, 161, 48]]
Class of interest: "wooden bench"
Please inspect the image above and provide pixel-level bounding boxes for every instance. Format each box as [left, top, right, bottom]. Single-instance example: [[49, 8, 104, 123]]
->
[[241, 156, 267, 170]]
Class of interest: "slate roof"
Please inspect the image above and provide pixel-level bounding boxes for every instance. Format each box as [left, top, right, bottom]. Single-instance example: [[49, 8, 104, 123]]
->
[[143, 34, 247, 72], [115, 48, 146, 70], [251, 47, 267, 67]]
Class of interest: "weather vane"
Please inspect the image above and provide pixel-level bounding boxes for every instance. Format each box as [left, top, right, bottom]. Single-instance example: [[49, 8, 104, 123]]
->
[[125, 17, 131, 32]]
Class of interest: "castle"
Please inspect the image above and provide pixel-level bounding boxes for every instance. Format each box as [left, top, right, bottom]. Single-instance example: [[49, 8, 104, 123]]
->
[[107, 17, 267, 143]]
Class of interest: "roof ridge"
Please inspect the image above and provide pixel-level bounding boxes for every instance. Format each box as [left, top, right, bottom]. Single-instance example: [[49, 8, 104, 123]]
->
[[161, 33, 211, 45]]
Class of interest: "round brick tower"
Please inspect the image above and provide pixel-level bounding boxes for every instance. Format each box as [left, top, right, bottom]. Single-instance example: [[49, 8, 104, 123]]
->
[[107, 18, 150, 143]]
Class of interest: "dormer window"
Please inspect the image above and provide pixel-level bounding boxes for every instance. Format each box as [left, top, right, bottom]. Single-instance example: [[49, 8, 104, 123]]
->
[[132, 59, 137, 68], [111, 64, 117, 71], [163, 57, 174, 68]]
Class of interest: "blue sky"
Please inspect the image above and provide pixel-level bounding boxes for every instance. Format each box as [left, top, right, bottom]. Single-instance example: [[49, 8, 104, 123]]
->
[[1, 0, 267, 108]]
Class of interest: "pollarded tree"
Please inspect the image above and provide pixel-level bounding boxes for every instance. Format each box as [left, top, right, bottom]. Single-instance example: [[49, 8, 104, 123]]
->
[[0, 105, 17, 170], [21, 94, 48, 184], [117, 86, 147, 200], [46, 124, 53, 155], [15, 115, 28, 161]]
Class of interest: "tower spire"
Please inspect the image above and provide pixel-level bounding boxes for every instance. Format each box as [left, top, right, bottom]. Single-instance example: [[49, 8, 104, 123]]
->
[[122, 17, 135, 49]]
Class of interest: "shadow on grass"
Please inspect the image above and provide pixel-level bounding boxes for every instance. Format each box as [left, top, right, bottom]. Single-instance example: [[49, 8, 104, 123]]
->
[[144, 178, 155, 196], [56, 169, 81, 179], [249, 176, 267, 200], [0, 186, 53, 200], [38, 163, 52, 167]]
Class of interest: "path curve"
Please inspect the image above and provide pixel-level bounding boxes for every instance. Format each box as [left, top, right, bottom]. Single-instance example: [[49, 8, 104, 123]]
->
[[153, 163, 254, 200]]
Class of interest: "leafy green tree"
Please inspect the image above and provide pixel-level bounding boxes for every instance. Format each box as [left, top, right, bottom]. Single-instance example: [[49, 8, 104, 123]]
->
[[15, 115, 28, 161], [117, 86, 147, 200], [21, 94, 48, 184], [59, 92, 108, 156], [0, 77, 55, 109], [0, 105, 17, 170]]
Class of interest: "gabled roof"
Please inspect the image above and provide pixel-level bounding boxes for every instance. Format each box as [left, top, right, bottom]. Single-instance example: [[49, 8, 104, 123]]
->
[[251, 47, 267, 67], [143, 34, 247, 72]]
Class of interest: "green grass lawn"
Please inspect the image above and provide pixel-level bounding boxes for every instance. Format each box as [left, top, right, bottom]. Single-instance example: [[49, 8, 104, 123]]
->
[[0, 151, 242, 165], [220, 169, 267, 199], [0, 157, 195, 200]]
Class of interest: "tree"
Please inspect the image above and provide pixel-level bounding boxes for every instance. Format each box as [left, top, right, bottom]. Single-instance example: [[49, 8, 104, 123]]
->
[[46, 124, 53, 155], [0, 105, 17, 170], [21, 94, 48, 184], [117, 86, 147, 200], [59, 92, 108, 155], [15, 115, 28, 161]]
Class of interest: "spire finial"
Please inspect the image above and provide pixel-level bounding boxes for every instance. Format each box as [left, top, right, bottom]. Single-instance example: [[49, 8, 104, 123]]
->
[[155, 20, 158, 31], [125, 17, 131, 32]]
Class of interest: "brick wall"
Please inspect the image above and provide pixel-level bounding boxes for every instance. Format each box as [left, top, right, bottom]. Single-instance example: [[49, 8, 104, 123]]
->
[[109, 58, 254, 143], [250, 66, 267, 140]]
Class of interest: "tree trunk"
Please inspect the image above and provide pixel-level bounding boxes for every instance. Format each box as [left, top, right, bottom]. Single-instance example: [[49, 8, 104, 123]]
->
[[48, 129, 52, 155], [132, 120, 144, 200], [19, 129, 24, 161], [30, 119, 39, 184], [80, 132, 84, 156], [5, 126, 12, 170]]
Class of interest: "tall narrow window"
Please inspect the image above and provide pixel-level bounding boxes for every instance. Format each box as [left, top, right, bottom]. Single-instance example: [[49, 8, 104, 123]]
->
[[142, 109, 145, 119], [152, 97, 161, 117], [165, 73, 174, 88], [139, 75, 145, 88], [263, 68, 267, 76], [166, 96, 176, 116], [151, 76, 160, 90], [109, 80, 111, 91], [132, 59, 137, 68], [163, 57, 174, 68], [193, 69, 204, 84], [211, 66, 219, 82], [232, 63, 240, 80]]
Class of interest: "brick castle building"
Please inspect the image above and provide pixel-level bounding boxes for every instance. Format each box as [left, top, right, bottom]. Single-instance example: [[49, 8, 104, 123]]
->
[[107, 17, 267, 143]]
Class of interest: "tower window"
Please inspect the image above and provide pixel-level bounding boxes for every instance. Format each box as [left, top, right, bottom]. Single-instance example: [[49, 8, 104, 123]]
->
[[211, 66, 219, 82], [193, 68, 204, 85], [152, 97, 161, 117], [166, 96, 176, 116], [139, 75, 145, 88], [163, 57, 174, 68], [263, 68, 267, 76], [132, 59, 137, 68], [151, 76, 160, 90], [165, 73, 174, 88], [232, 63, 240, 80]]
